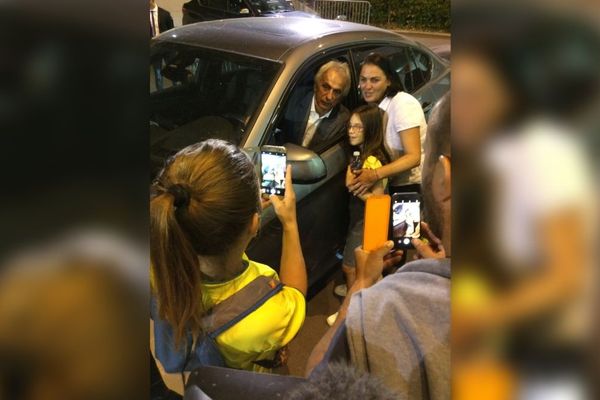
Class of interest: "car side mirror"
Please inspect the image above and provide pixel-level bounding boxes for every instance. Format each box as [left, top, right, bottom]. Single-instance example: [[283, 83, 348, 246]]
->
[[285, 143, 327, 184]]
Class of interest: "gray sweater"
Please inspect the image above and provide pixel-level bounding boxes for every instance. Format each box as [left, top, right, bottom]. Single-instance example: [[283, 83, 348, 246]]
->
[[346, 258, 451, 399]]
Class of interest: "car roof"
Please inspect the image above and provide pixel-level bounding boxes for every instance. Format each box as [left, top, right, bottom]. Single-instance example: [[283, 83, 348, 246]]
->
[[155, 17, 417, 61]]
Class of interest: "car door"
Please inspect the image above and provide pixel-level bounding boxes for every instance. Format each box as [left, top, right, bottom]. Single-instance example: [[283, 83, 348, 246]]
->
[[245, 50, 356, 297]]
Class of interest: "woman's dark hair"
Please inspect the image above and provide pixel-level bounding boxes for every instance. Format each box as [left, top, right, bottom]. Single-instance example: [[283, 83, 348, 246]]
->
[[351, 104, 390, 165], [453, 1, 600, 121], [361, 52, 404, 98], [150, 139, 260, 346]]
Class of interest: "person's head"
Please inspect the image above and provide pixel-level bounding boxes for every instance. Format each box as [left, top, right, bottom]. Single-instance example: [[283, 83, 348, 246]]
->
[[422, 93, 451, 246], [347, 104, 388, 163], [284, 362, 397, 400], [313, 60, 351, 116], [453, 2, 600, 153], [150, 139, 261, 345], [0, 233, 145, 400], [149, 0, 156, 8], [452, 50, 514, 153], [359, 53, 404, 103]]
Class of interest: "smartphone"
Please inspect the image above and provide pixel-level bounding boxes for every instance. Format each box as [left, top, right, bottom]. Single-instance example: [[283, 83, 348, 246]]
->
[[260, 145, 287, 196], [391, 192, 421, 249], [363, 195, 391, 251]]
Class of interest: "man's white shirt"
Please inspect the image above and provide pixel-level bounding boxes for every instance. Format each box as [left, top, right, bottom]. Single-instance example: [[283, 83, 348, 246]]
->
[[302, 97, 332, 147]]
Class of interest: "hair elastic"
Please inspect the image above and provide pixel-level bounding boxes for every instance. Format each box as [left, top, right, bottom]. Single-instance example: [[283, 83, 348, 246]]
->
[[168, 184, 191, 208]]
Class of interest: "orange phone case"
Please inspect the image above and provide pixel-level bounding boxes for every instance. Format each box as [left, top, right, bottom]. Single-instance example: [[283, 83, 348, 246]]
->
[[363, 194, 391, 251]]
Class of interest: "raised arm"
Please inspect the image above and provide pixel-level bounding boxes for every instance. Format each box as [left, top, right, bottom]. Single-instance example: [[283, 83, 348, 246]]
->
[[270, 165, 307, 296], [305, 242, 402, 375]]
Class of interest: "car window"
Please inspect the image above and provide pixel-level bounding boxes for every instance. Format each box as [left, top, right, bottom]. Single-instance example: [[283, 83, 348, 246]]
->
[[150, 42, 280, 175], [264, 53, 353, 154], [200, 0, 224, 10], [352, 45, 433, 94], [249, 0, 293, 14], [419, 70, 450, 118], [429, 71, 450, 101], [200, 0, 243, 12]]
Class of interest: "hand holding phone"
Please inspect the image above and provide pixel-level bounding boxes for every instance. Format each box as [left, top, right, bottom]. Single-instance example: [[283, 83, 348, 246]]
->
[[354, 240, 394, 288], [411, 222, 446, 259], [260, 145, 286, 197], [269, 165, 297, 228]]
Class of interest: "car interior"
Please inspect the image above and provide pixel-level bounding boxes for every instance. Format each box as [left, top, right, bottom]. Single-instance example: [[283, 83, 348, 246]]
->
[[150, 45, 279, 175]]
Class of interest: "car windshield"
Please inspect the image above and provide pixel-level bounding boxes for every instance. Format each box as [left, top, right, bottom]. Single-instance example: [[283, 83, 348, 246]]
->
[[250, 0, 294, 14], [150, 42, 280, 174]]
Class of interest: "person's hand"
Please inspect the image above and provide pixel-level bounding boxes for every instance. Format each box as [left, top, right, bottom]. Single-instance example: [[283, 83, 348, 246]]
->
[[353, 240, 394, 288], [383, 249, 405, 272], [260, 195, 272, 210], [348, 168, 378, 196], [412, 222, 446, 259], [270, 165, 297, 228]]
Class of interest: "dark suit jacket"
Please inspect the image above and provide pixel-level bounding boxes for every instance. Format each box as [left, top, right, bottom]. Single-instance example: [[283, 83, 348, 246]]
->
[[279, 89, 350, 152], [150, 7, 174, 37]]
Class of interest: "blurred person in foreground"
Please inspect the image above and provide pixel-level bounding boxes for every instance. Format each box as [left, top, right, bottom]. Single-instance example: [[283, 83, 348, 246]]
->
[[0, 232, 147, 400], [284, 362, 397, 400], [305, 93, 451, 399], [452, 1, 599, 398]]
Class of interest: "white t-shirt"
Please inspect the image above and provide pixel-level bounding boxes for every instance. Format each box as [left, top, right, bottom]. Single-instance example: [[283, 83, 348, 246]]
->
[[484, 119, 595, 343], [485, 119, 594, 269], [379, 92, 427, 186]]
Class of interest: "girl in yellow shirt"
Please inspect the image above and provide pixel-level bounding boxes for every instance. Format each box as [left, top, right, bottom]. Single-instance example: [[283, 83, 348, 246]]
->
[[330, 105, 390, 324], [150, 139, 306, 394]]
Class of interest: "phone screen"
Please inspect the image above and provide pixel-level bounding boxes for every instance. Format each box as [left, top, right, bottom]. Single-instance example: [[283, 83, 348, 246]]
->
[[260, 149, 286, 196], [391, 193, 421, 248]]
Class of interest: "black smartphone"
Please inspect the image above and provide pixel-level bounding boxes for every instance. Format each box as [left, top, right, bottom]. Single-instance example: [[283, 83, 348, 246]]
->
[[390, 192, 422, 249], [260, 145, 287, 196]]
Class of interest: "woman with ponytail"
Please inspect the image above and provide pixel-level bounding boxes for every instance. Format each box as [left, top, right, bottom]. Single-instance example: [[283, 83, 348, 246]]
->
[[150, 139, 306, 394]]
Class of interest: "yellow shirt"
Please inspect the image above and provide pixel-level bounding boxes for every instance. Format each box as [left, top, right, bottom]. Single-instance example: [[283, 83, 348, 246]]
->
[[199, 257, 305, 372], [363, 155, 388, 189]]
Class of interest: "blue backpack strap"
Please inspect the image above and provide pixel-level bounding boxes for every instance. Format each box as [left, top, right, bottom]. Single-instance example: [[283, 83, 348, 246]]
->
[[152, 276, 285, 372], [184, 276, 283, 371]]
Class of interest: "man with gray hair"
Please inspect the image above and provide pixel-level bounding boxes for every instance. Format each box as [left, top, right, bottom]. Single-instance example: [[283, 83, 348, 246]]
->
[[280, 60, 351, 151]]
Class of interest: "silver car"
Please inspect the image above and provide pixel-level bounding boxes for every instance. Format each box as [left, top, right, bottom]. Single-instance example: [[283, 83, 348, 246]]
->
[[150, 17, 450, 296]]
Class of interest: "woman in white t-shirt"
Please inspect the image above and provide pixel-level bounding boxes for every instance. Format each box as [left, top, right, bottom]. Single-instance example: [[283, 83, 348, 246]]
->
[[452, 44, 595, 357], [348, 52, 427, 195]]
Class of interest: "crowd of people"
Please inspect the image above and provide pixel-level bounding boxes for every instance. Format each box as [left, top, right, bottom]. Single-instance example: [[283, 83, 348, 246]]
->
[[149, 50, 450, 399]]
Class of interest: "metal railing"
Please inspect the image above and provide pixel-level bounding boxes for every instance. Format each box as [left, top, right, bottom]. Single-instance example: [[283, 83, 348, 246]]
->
[[313, 0, 371, 25]]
